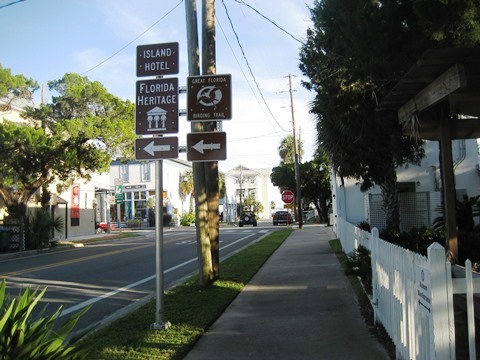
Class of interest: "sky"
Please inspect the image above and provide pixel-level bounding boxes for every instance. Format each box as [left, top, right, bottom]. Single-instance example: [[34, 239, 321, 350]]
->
[[0, 0, 317, 173]]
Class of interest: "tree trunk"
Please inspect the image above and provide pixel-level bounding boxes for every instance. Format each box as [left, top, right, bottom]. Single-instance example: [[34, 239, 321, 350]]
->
[[206, 162, 219, 279], [380, 162, 400, 233]]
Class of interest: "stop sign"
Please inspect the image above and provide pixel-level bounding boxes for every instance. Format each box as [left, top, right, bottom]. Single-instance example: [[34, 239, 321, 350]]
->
[[282, 190, 295, 204]]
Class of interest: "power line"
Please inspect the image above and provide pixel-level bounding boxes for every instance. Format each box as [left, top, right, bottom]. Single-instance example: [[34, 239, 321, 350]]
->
[[0, 0, 26, 9], [217, 18, 282, 134], [220, 0, 288, 132], [81, 0, 184, 76], [233, 0, 305, 45]]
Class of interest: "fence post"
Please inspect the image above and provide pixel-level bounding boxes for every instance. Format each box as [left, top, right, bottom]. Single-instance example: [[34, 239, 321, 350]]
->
[[428, 242, 454, 360], [371, 227, 379, 325]]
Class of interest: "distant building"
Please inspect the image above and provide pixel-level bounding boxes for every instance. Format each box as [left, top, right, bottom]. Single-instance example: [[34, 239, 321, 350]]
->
[[225, 165, 281, 220]]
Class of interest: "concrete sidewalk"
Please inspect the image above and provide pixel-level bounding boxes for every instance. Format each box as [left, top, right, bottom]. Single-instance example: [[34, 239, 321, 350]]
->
[[184, 224, 390, 360]]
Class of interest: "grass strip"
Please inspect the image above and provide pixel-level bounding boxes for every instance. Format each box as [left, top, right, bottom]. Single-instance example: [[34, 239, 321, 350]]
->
[[81, 229, 293, 360]]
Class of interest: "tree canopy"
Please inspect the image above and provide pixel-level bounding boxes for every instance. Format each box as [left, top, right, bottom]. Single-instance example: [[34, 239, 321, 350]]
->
[[299, 0, 480, 230], [271, 151, 331, 222], [0, 68, 135, 218]]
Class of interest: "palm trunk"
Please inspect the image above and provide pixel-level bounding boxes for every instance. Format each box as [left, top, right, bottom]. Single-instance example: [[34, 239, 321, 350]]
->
[[381, 162, 400, 233]]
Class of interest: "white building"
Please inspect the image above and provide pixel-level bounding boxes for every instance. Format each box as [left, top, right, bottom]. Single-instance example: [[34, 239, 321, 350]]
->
[[331, 139, 480, 232], [108, 159, 193, 225], [225, 165, 282, 220]]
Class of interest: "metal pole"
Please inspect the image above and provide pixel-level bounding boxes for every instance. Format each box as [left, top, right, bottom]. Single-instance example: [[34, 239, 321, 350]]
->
[[116, 203, 122, 233], [152, 159, 170, 330]]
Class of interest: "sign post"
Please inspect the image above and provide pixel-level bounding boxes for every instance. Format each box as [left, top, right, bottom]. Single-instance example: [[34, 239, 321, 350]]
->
[[136, 42, 179, 331], [114, 179, 124, 233]]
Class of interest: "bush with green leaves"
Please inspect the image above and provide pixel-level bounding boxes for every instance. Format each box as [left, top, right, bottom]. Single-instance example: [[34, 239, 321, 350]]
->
[[25, 210, 64, 250], [345, 246, 372, 295], [180, 212, 195, 226], [0, 280, 89, 359]]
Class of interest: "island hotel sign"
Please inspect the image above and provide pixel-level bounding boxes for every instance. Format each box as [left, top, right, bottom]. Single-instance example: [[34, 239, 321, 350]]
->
[[135, 42, 179, 136], [136, 42, 179, 77]]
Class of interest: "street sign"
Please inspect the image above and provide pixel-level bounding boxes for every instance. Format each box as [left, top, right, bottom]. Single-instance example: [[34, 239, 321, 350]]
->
[[135, 137, 178, 160], [136, 78, 179, 135], [187, 74, 232, 121], [115, 184, 124, 205], [136, 42, 179, 77], [186, 131, 227, 162], [282, 190, 295, 204]]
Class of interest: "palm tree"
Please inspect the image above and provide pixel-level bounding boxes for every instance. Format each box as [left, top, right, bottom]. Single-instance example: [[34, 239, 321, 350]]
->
[[278, 135, 303, 165], [179, 171, 194, 213]]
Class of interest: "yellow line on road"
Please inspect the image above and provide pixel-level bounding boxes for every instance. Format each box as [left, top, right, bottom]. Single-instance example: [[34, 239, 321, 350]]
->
[[0, 243, 151, 279]]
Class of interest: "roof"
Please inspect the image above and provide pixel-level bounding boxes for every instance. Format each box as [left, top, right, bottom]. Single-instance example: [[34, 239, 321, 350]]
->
[[377, 47, 480, 113], [376, 47, 480, 139]]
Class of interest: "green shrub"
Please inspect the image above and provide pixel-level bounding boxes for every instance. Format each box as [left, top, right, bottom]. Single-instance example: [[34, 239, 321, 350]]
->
[[0, 280, 90, 359], [180, 212, 195, 226], [25, 210, 64, 250], [126, 218, 142, 228], [380, 227, 444, 256], [356, 221, 371, 232], [345, 246, 372, 295]]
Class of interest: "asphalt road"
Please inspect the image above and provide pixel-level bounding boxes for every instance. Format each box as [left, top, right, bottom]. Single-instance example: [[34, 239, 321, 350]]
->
[[0, 224, 276, 333]]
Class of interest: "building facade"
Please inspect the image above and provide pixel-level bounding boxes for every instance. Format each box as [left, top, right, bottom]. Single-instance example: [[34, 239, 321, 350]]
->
[[330, 139, 480, 232], [225, 165, 281, 220], [108, 159, 193, 226]]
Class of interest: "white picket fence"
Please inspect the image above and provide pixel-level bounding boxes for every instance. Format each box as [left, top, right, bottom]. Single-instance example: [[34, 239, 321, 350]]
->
[[335, 217, 480, 359]]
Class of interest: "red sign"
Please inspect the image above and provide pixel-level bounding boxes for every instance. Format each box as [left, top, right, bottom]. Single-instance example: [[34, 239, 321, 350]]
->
[[282, 191, 295, 204]]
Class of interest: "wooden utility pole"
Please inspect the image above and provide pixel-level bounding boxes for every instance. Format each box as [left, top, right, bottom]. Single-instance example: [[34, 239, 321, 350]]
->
[[288, 74, 303, 229], [185, 0, 213, 285], [202, 0, 220, 279]]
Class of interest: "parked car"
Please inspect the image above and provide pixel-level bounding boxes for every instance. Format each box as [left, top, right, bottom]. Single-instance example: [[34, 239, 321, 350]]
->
[[239, 211, 257, 227], [273, 211, 292, 226], [95, 222, 115, 233]]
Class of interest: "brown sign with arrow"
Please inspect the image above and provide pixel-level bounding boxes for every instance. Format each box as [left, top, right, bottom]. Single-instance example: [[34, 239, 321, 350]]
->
[[186, 132, 227, 162]]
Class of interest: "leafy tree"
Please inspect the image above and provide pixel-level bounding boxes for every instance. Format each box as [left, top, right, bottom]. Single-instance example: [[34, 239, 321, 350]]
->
[[0, 69, 135, 227], [300, 151, 331, 223], [0, 64, 38, 103], [271, 152, 331, 223], [299, 0, 480, 231], [240, 194, 263, 217], [270, 163, 295, 195]]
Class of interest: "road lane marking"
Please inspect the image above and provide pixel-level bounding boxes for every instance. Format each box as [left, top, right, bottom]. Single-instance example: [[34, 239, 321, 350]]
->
[[59, 232, 260, 316], [0, 244, 151, 279]]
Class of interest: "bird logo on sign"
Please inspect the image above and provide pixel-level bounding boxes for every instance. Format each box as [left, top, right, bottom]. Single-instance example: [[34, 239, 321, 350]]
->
[[197, 86, 222, 106]]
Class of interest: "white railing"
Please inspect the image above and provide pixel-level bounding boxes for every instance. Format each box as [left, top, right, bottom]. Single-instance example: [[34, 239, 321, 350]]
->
[[335, 217, 480, 359], [336, 217, 371, 254]]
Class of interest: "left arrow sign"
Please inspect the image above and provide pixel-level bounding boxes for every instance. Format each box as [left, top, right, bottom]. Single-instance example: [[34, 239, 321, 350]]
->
[[144, 141, 172, 156], [135, 137, 179, 160], [192, 140, 221, 154]]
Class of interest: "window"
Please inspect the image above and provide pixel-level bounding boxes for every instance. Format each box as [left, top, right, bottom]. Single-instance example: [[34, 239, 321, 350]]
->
[[120, 165, 129, 183], [141, 163, 151, 182], [134, 191, 148, 219]]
